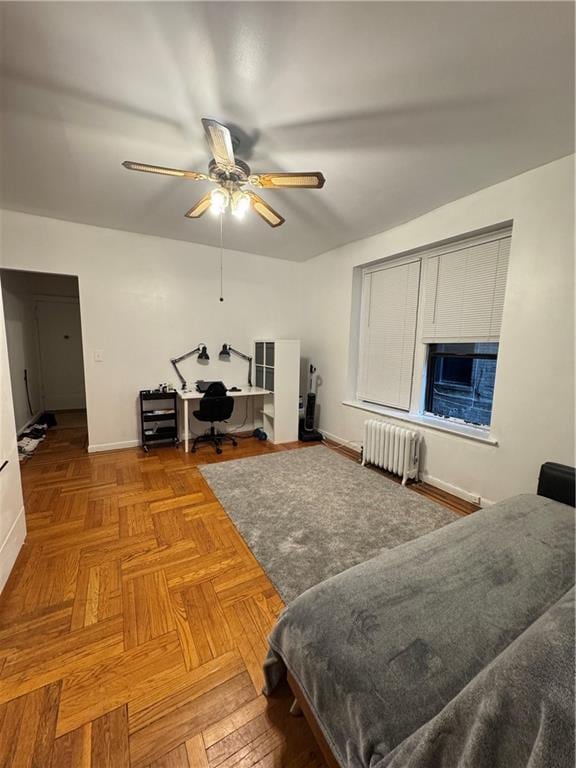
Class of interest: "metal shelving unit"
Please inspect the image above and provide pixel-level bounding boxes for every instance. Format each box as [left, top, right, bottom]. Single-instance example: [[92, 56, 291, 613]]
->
[[139, 390, 179, 452]]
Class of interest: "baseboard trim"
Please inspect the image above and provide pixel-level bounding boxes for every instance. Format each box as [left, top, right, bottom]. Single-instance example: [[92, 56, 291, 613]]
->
[[320, 428, 492, 506], [320, 429, 362, 454], [420, 472, 493, 506], [88, 439, 140, 453], [89, 426, 259, 454], [0, 506, 26, 594], [17, 410, 44, 437]]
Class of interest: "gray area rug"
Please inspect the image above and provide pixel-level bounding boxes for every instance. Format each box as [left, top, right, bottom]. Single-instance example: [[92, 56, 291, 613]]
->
[[200, 445, 457, 602]]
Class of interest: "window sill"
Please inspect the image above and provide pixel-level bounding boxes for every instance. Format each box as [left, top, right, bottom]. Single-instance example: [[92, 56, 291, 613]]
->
[[342, 400, 499, 445]]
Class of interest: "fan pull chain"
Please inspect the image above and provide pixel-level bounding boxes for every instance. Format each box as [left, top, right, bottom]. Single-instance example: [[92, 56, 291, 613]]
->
[[219, 212, 224, 302]]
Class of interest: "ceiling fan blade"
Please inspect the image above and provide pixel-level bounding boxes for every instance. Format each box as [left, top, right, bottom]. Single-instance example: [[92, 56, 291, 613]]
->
[[247, 192, 285, 228], [249, 172, 325, 189], [184, 192, 212, 219], [122, 161, 207, 181], [201, 118, 236, 172]]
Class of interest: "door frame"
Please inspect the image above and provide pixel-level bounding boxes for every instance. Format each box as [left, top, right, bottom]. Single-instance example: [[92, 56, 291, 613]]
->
[[0, 268, 89, 451]]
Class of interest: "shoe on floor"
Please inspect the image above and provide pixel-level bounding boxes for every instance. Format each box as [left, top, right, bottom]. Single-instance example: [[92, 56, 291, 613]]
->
[[21, 429, 46, 440], [17, 437, 41, 454]]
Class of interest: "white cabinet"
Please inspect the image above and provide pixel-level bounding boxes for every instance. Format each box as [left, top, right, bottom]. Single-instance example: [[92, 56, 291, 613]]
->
[[254, 340, 300, 444]]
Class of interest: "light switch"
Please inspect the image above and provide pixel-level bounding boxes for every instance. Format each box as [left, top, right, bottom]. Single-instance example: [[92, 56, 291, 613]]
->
[[94, 350, 104, 363]]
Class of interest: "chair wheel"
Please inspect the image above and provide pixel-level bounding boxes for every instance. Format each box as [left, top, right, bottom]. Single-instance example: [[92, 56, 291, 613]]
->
[[191, 447, 196, 453], [232, 440, 238, 447], [216, 447, 222, 454]]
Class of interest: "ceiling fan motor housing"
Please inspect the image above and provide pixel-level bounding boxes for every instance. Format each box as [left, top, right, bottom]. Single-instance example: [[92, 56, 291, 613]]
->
[[208, 158, 251, 184]]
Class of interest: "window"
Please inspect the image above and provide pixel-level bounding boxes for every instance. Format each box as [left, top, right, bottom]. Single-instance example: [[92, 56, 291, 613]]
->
[[355, 227, 511, 430], [425, 343, 498, 426], [357, 260, 421, 410], [438, 356, 473, 386]]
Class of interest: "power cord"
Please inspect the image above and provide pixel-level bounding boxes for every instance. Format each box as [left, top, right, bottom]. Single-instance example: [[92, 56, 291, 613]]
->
[[222, 398, 251, 437], [188, 398, 252, 440]]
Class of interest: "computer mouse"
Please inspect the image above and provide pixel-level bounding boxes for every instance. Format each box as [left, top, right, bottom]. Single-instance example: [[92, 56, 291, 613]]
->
[[228, 386, 241, 392]]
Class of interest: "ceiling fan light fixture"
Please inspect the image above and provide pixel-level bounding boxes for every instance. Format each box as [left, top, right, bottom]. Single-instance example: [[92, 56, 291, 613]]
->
[[231, 190, 250, 220], [210, 187, 229, 215]]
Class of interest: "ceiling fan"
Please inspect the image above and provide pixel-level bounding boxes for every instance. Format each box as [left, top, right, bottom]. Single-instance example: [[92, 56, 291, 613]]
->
[[122, 118, 325, 228]]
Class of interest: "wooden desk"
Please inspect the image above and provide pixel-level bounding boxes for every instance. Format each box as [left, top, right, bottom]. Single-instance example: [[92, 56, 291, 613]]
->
[[177, 386, 271, 452]]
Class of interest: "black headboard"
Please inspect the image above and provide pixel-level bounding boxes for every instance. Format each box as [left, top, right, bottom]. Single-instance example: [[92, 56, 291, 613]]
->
[[537, 462, 575, 507]]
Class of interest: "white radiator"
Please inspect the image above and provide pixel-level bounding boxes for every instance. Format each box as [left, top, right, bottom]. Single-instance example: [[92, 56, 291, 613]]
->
[[361, 419, 421, 485]]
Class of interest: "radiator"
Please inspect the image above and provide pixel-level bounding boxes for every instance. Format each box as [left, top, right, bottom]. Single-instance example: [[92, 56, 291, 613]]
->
[[361, 419, 421, 485]]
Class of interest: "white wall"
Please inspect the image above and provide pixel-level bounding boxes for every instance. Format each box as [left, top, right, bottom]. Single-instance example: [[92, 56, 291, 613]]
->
[[0, 285, 26, 593], [1, 270, 44, 433], [28, 272, 79, 298], [0, 211, 303, 451], [299, 156, 575, 505]]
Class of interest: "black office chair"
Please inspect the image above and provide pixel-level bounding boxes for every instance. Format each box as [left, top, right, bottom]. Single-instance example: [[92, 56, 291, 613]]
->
[[191, 382, 238, 454]]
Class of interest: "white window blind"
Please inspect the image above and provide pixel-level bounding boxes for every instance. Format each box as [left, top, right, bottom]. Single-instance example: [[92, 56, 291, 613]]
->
[[358, 260, 421, 410], [422, 234, 511, 343]]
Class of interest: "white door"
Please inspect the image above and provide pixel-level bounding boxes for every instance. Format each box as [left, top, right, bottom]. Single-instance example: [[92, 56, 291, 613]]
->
[[36, 300, 86, 411], [0, 287, 26, 592]]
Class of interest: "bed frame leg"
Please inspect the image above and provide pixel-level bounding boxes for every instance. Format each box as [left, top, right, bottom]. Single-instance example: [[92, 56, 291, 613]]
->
[[289, 698, 303, 717]]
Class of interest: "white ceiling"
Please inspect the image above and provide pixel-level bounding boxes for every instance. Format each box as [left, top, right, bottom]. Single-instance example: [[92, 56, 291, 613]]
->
[[0, 2, 573, 262]]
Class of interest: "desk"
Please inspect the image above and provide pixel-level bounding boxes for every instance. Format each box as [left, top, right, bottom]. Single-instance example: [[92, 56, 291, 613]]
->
[[177, 386, 271, 453]]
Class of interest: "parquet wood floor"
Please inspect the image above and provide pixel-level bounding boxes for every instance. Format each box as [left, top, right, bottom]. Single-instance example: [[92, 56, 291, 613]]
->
[[1, 416, 473, 767], [1, 424, 327, 768]]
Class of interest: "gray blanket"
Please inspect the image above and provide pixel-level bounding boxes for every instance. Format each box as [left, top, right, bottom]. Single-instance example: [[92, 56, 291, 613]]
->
[[263, 494, 575, 768]]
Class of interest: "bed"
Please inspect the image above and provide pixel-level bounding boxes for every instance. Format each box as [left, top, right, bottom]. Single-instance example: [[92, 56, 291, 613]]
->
[[263, 471, 575, 768]]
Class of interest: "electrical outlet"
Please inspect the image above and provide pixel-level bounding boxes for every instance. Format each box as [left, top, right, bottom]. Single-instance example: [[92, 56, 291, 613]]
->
[[94, 350, 104, 363]]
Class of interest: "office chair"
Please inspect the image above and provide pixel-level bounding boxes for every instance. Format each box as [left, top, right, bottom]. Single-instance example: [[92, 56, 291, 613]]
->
[[191, 382, 238, 455]]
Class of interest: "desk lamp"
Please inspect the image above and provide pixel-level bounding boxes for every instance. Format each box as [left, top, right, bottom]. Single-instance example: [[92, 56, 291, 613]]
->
[[171, 344, 209, 390], [219, 344, 253, 386]]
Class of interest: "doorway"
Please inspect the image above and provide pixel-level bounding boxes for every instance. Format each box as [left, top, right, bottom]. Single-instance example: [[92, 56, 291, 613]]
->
[[0, 269, 87, 448]]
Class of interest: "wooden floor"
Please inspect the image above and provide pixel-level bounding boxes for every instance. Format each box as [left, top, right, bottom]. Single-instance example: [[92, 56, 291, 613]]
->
[[0, 416, 475, 767]]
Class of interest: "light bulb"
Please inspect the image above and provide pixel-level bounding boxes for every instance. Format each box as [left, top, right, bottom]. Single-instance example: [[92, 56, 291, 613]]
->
[[231, 190, 250, 220], [210, 188, 229, 215]]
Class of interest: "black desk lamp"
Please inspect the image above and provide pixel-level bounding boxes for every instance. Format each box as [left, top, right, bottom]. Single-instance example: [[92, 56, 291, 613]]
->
[[171, 344, 209, 390], [219, 344, 253, 386]]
